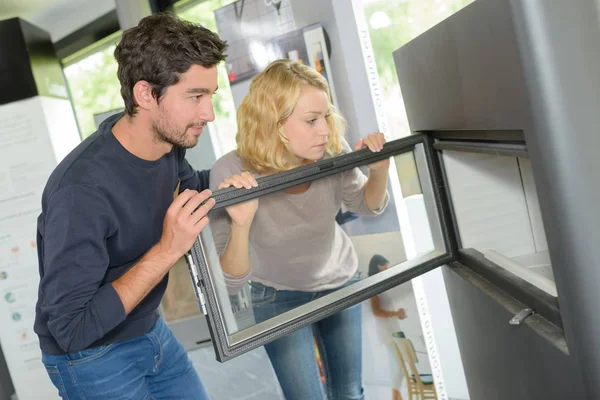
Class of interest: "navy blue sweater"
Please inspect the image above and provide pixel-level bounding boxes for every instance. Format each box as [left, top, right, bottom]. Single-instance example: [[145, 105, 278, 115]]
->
[[34, 113, 209, 354]]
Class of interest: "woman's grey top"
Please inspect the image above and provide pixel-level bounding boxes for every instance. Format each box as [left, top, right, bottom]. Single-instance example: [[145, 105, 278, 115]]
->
[[208, 140, 389, 293]]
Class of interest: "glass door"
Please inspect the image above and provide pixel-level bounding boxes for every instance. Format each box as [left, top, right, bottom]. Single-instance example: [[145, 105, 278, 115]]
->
[[187, 133, 456, 361]]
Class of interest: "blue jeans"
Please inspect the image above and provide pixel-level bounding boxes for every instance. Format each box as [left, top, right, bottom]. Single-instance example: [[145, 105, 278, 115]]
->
[[41, 317, 209, 400], [251, 276, 363, 400]]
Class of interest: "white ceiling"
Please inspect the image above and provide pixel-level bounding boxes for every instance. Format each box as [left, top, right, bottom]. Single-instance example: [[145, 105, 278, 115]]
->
[[0, 0, 67, 21], [0, 0, 115, 42]]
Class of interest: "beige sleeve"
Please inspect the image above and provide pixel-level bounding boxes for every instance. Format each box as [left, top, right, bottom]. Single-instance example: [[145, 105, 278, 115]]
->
[[340, 137, 390, 215], [208, 153, 253, 293]]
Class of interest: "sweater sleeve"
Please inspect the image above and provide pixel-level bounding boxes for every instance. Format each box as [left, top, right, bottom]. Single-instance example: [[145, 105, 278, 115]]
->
[[208, 153, 252, 293], [340, 138, 390, 215], [177, 149, 210, 192], [39, 185, 125, 353]]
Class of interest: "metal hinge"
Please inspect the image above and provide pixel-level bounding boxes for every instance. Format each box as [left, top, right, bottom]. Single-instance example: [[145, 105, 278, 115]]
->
[[196, 279, 207, 316], [184, 253, 208, 316], [509, 308, 533, 326]]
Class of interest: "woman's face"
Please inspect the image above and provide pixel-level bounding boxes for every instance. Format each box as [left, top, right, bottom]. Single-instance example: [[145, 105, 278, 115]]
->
[[378, 262, 389, 272], [280, 84, 331, 162]]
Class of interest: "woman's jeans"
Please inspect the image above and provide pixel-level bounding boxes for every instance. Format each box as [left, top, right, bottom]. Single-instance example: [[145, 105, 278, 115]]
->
[[41, 317, 209, 400], [251, 276, 364, 400]]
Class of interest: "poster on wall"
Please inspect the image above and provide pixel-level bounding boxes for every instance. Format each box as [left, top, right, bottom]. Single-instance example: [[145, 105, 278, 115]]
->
[[0, 96, 80, 400], [0, 98, 60, 400], [301, 23, 338, 107]]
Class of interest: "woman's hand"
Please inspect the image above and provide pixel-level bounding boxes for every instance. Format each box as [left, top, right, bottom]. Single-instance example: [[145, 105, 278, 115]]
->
[[354, 132, 390, 171], [396, 308, 407, 319], [218, 172, 259, 228]]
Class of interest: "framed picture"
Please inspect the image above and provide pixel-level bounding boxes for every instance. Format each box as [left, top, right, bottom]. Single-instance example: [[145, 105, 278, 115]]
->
[[213, 2, 339, 104], [302, 23, 338, 106], [214, 0, 298, 84]]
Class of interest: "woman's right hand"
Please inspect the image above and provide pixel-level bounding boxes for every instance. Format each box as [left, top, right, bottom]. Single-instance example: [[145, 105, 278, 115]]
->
[[218, 171, 259, 227], [396, 308, 407, 319]]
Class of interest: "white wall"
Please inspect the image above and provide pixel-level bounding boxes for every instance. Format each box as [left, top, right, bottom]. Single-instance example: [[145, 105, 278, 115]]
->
[[0, 96, 80, 400], [291, 0, 377, 144]]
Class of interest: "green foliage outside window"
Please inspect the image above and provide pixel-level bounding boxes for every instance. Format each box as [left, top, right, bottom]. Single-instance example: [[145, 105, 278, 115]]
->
[[364, 0, 473, 138], [63, 35, 123, 139], [176, 0, 239, 155], [63, 0, 238, 151]]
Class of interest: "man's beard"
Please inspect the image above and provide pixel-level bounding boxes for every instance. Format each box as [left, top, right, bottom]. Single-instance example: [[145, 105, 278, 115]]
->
[[152, 111, 203, 149]]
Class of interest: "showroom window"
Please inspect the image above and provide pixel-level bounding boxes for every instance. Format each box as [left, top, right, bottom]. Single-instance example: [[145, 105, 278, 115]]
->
[[363, 0, 473, 140], [62, 32, 123, 139]]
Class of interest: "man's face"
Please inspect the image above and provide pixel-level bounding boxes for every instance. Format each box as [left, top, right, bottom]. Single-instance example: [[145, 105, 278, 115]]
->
[[151, 64, 218, 149]]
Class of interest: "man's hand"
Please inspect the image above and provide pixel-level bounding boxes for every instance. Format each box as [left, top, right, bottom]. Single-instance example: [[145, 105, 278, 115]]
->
[[112, 189, 215, 315], [158, 189, 215, 260], [218, 171, 259, 228]]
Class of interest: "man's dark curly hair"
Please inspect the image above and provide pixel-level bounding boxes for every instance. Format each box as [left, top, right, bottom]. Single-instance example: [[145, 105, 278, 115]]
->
[[114, 12, 228, 116]]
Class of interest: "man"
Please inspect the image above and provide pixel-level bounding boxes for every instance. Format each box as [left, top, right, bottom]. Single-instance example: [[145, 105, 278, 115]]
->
[[35, 13, 227, 399]]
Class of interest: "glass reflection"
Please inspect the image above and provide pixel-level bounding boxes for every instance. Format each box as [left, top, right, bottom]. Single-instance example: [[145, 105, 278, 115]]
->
[[199, 59, 438, 398], [161, 257, 202, 322], [198, 148, 438, 388], [207, 154, 401, 322], [362, 277, 435, 400], [205, 147, 436, 325], [203, 146, 439, 331]]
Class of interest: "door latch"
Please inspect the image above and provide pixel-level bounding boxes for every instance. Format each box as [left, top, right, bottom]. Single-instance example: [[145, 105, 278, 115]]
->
[[509, 308, 533, 326]]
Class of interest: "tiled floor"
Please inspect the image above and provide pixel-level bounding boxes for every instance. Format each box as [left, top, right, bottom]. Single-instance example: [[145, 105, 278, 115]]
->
[[189, 344, 412, 400], [189, 345, 461, 400], [189, 345, 285, 399]]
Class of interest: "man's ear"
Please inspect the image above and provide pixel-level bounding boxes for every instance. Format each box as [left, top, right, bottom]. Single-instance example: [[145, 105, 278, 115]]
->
[[133, 80, 156, 111]]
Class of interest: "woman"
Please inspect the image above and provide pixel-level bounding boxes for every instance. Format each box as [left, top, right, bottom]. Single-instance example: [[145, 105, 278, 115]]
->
[[367, 255, 408, 400], [209, 59, 390, 400]]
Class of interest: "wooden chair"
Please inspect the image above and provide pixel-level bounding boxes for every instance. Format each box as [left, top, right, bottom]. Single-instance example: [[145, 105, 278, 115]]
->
[[393, 337, 438, 400]]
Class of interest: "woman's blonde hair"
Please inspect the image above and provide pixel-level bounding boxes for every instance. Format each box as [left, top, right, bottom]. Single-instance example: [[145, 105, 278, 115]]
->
[[236, 59, 346, 173]]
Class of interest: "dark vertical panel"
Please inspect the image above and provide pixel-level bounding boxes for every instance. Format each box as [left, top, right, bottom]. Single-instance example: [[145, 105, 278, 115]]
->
[[0, 344, 14, 400], [392, 0, 531, 132], [394, 0, 598, 396], [510, 0, 600, 397], [0, 18, 38, 105], [444, 266, 585, 400], [0, 17, 67, 105], [19, 19, 69, 100]]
